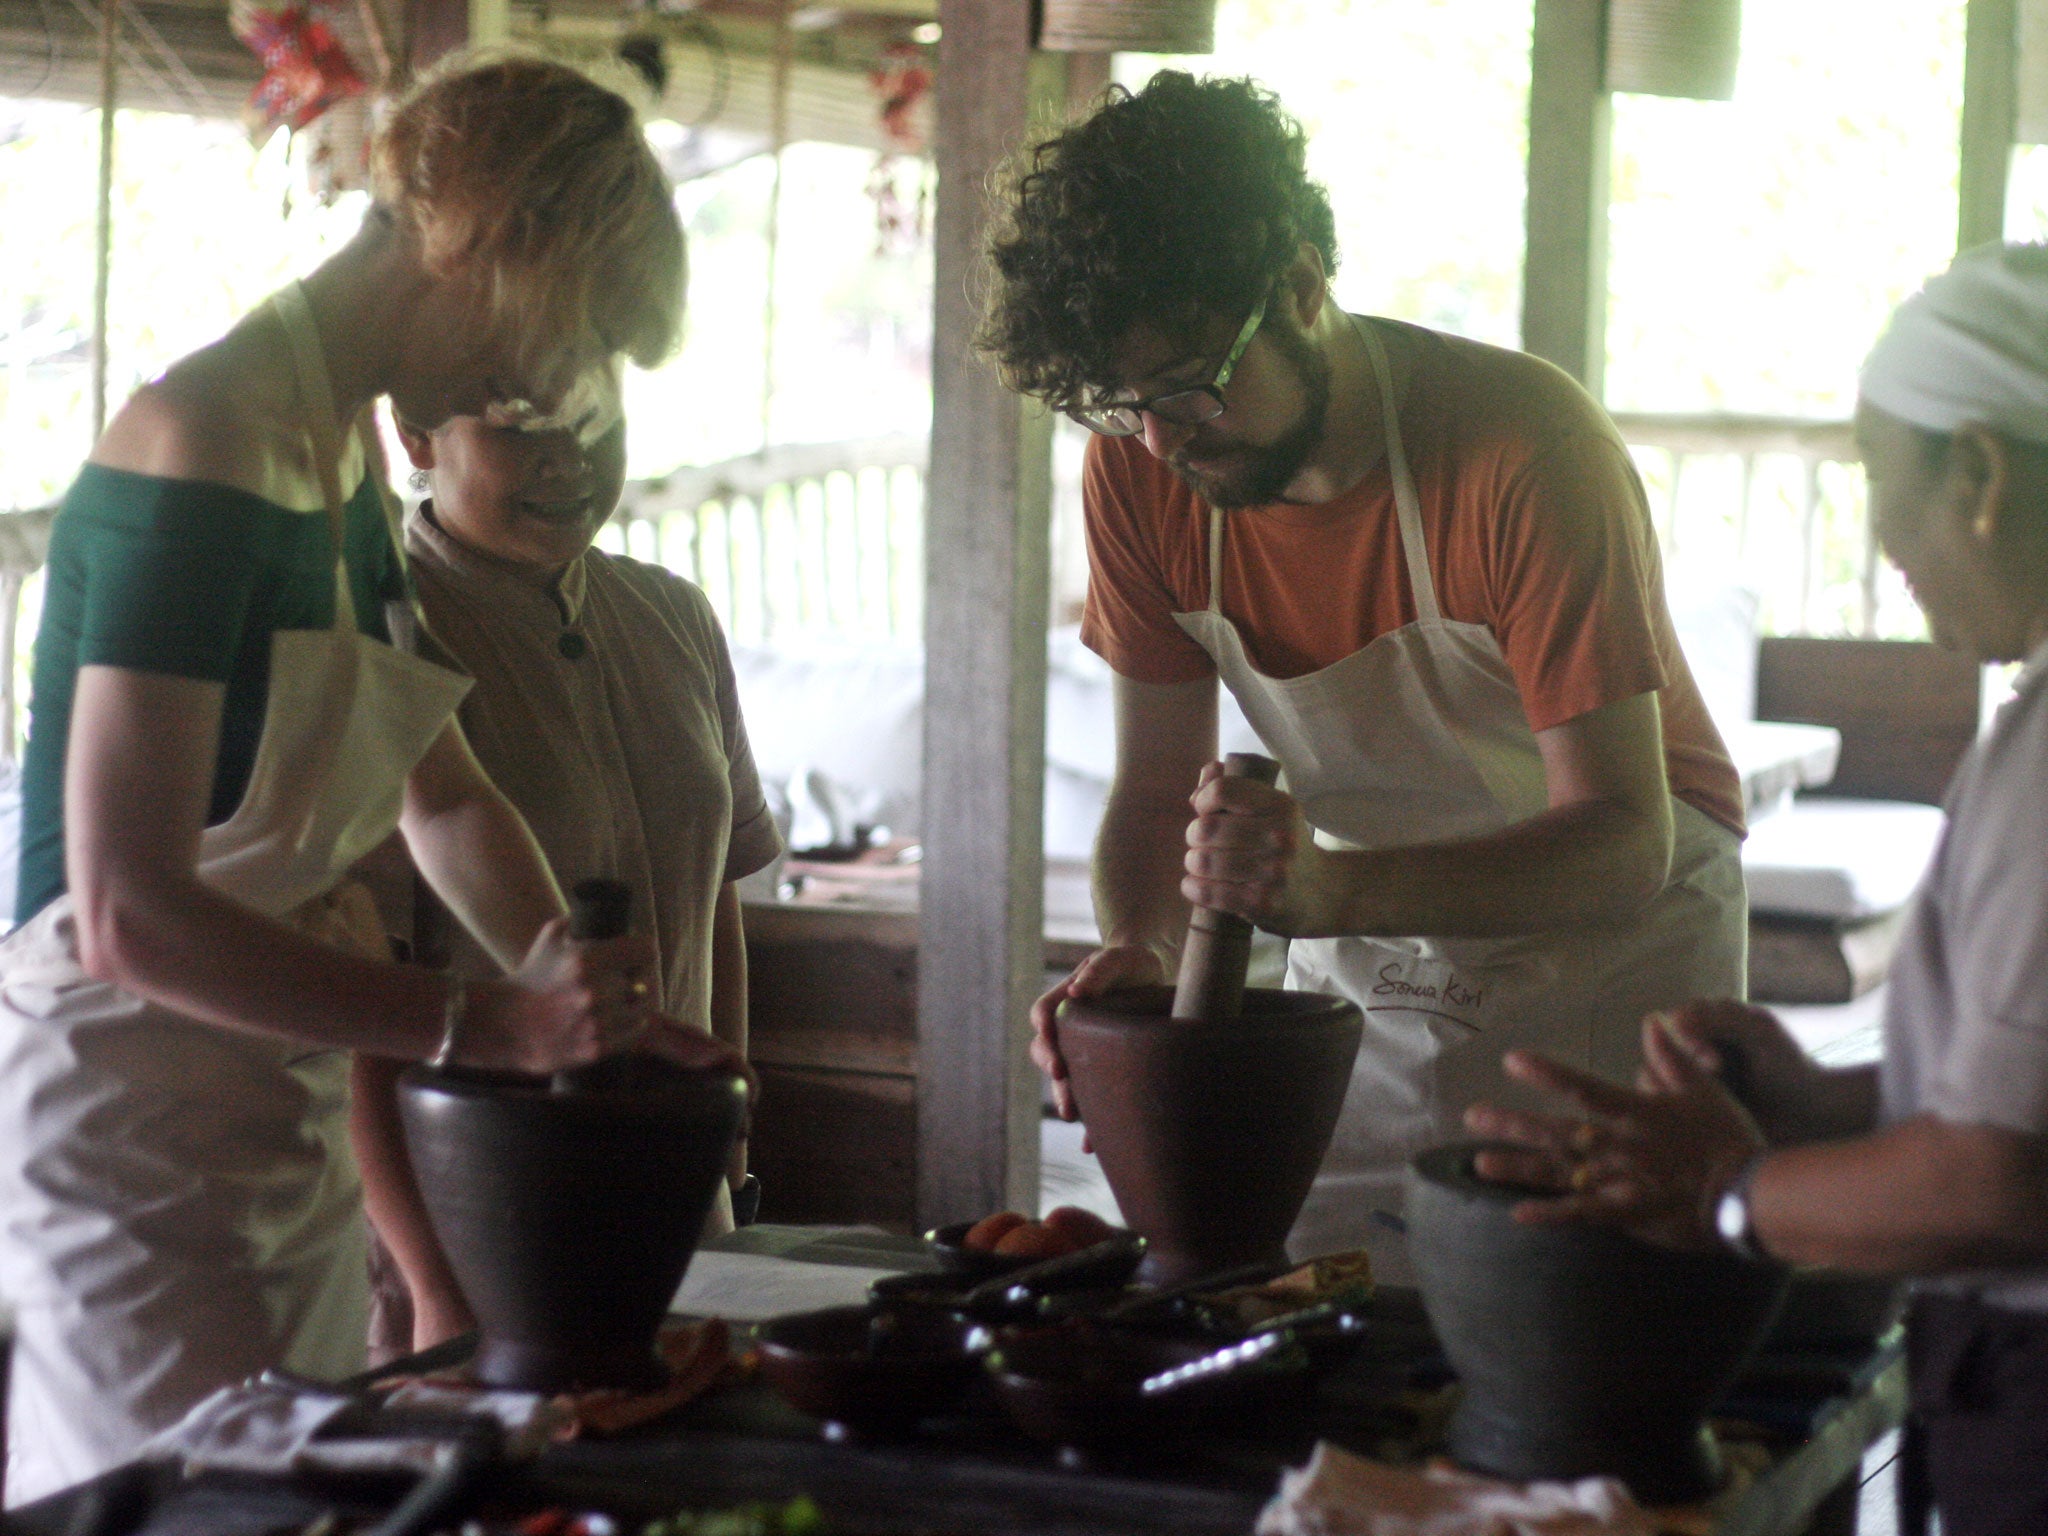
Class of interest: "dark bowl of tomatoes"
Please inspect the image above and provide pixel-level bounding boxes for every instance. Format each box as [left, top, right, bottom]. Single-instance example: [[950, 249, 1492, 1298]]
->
[[925, 1207, 1122, 1281]]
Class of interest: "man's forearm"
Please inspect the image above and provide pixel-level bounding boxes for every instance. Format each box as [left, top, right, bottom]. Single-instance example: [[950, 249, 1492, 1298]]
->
[[1092, 786, 1197, 961], [1752, 1115, 2048, 1273], [1320, 794, 1673, 939]]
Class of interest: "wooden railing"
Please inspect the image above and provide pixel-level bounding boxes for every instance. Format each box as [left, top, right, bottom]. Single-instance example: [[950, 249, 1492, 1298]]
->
[[1609, 414, 1889, 638], [601, 433, 929, 648], [0, 414, 1884, 758]]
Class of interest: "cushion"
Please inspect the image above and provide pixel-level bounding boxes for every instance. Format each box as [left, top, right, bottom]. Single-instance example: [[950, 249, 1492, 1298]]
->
[[1667, 581, 1761, 737], [736, 629, 1270, 860], [1722, 719, 1843, 815], [731, 642, 925, 843], [1743, 796, 1948, 921]]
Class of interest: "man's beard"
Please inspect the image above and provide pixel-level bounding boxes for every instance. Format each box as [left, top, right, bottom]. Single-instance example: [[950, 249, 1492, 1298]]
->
[[1167, 322, 1332, 510]]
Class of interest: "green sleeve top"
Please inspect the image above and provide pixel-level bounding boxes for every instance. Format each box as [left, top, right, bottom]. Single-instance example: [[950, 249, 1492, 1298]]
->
[[17, 462, 406, 924]]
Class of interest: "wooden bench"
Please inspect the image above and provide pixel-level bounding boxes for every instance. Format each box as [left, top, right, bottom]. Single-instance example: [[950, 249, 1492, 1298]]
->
[[1747, 637, 1980, 1003], [1755, 637, 1981, 806]]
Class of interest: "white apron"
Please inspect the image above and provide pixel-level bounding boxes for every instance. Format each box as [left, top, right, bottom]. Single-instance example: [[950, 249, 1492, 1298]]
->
[[0, 282, 471, 1505], [1172, 318, 1746, 1284]]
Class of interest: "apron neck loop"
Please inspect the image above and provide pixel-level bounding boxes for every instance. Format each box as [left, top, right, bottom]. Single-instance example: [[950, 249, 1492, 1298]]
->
[[1206, 503, 1226, 615], [269, 281, 357, 634], [1356, 318, 1441, 625]]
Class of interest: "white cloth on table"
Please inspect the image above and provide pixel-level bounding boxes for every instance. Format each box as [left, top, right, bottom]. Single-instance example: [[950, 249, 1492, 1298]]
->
[[1256, 1441, 1656, 1536], [139, 1380, 566, 1477]]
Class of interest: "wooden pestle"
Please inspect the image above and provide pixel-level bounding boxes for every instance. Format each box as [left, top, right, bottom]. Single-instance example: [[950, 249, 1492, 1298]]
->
[[1171, 752, 1282, 1023]]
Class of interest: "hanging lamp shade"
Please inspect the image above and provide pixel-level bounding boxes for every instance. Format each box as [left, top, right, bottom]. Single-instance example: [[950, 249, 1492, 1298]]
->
[[1038, 0, 1217, 54], [1604, 0, 1742, 101]]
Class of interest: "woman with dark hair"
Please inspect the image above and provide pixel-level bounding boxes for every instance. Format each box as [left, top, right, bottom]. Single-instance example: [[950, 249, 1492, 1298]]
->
[[351, 393, 780, 1357], [0, 56, 730, 1503]]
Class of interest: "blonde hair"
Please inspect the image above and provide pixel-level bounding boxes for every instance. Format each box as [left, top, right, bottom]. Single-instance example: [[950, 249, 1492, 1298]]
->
[[372, 54, 685, 387]]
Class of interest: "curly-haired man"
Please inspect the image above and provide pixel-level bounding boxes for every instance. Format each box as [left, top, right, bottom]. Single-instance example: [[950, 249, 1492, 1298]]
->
[[985, 73, 1748, 1281]]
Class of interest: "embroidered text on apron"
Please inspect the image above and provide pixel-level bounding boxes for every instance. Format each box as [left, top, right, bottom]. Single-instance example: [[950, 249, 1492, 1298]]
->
[[1170, 318, 1745, 1284], [0, 281, 472, 1504]]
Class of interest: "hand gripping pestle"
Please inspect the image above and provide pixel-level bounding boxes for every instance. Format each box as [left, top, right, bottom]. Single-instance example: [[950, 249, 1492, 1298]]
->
[[1170, 752, 1282, 1023], [551, 877, 655, 1095]]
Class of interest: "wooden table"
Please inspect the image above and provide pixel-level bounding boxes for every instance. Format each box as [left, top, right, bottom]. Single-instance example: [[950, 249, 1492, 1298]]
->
[[13, 1229, 1905, 1536]]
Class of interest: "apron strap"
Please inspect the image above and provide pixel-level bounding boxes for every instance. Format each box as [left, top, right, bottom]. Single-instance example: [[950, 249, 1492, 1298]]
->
[[1206, 503, 1225, 615], [269, 281, 357, 634], [1356, 318, 1440, 624]]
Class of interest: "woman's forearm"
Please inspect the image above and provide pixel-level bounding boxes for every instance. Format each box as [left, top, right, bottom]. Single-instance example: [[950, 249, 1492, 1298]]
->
[[1752, 1114, 2048, 1272], [710, 882, 749, 1188], [78, 863, 450, 1057], [1786, 1063, 1883, 1145], [349, 1054, 473, 1348], [399, 723, 565, 971], [709, 882, 747, 1055], [66, 666, 449, 1056]]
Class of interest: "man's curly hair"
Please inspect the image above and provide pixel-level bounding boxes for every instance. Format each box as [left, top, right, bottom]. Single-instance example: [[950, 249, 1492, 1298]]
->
[[977, 72, 1338, 411]]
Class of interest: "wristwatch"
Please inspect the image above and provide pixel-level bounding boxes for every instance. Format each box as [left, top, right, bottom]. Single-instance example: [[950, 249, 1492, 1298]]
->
[[1714, 1152, 1771, 1261]]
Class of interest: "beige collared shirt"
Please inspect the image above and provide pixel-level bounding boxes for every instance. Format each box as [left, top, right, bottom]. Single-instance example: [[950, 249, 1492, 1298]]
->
[[405, 505, 781, 1027]]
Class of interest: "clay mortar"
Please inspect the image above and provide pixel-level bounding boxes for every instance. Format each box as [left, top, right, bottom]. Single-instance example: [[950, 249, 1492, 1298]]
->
[[1407, 1142, 1789, 1504], [1057, 984, 1363, 1287], [399, 1056, 747, 1392]]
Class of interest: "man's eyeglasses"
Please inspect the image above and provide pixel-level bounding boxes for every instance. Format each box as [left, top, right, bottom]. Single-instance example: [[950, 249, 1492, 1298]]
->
[[1068, 291, 1269, 438]]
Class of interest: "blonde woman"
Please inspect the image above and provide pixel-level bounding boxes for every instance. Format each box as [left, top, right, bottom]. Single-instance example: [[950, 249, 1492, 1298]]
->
[[0, 58, 729, 1504]]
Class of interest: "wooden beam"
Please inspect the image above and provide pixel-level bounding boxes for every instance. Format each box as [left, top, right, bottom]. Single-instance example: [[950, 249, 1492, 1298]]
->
[[1961, 0, 2019, 249], [1521, 0, 1611, 397], [1064, 50, 1112, 118], [90, 0, 118, 442], [920, 0, 1057, 1226], [405, 0, 467, 74]]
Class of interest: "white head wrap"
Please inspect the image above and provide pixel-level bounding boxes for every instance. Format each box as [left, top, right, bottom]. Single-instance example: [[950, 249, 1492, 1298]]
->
[[1859, 243, 2048, 445]]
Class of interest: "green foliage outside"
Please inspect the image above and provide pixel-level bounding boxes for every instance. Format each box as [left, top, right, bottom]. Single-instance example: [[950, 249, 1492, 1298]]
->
[[0, 0, 2020, 646]]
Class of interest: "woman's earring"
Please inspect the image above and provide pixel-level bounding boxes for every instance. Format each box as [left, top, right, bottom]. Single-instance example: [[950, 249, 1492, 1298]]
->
[[409, 469, 430, 494]]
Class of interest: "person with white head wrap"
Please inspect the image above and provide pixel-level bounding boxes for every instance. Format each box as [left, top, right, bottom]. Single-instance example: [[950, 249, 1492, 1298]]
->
[[1464, 241, 2048, 1536], [1859, 241, 2048, 444]]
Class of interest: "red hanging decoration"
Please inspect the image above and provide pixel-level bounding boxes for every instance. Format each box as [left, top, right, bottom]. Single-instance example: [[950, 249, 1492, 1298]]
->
[[234, 2, 368, 137], [868, 42, 932, 153]]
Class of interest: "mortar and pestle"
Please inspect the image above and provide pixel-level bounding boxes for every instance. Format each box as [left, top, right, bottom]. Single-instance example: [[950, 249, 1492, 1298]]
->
[[1057, 754, 1365, 1288], [1406, 1142, 1789, 1504], [398, 879, 749, 1392]]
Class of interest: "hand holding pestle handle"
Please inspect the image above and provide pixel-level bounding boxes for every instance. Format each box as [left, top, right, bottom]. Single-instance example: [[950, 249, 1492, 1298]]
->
[[551, 878, 645, 1094], [1171, 752, 1282, 1023]]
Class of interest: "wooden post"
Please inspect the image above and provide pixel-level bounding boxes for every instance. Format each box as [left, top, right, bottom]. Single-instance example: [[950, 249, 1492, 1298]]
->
[[1064, 51, 1113, 118], [405, 0, 471, 75], [762, 0, 793, 448], [90, 0, 119, 443], [919, 0, 1059, 1226], [1961, 0, 2019, 250], [1521, 0, 1611, 396]]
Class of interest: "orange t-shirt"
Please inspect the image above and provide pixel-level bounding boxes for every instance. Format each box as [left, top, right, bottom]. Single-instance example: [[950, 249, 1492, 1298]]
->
[[1080, 321, 1745, 837]]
